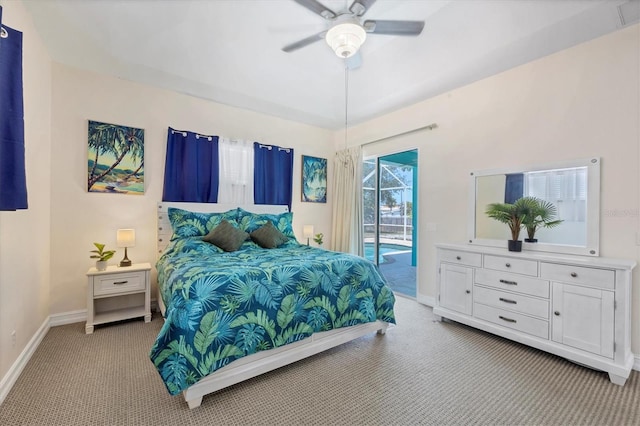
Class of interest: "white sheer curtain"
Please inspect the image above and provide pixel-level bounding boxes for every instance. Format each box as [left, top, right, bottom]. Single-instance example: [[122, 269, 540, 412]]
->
[[331, 146, 363, 255], [217, 138, 254, 204]]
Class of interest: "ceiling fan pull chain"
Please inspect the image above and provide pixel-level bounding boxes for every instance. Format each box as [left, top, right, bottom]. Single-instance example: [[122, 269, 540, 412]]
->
[[344, 65, 349, 150]]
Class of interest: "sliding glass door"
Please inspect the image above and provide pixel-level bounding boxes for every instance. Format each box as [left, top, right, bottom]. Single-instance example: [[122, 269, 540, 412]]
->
[[363, 150, 417, 297]]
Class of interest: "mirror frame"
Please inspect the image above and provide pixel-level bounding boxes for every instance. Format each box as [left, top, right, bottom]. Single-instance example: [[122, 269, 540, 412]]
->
[[468, 158, 600, 256]]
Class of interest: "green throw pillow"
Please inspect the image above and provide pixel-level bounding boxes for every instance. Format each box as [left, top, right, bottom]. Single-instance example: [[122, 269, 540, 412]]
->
[[250, 221, 289, 249], [202, 219, 248, 252]]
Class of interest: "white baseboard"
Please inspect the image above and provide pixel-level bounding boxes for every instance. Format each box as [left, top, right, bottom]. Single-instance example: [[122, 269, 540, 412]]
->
[[634, 356, 640, 372], [49, 309, 86, 327], [0, 317, 49, 405], [416, 293, 435, 307], [49, 303, 160, 326]]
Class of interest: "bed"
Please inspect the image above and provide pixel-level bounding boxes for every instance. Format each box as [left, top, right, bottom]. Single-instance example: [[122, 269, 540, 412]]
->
[[152, 202, 396, 409]]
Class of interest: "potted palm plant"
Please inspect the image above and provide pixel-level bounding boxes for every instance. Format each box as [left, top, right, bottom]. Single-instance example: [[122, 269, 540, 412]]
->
[[521, 197, 563, 243], [485, 198, 532, 252], [90, 242, 115, 271]]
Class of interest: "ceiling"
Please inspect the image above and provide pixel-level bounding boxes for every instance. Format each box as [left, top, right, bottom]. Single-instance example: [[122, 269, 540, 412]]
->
[[21, 0, 639, 130]]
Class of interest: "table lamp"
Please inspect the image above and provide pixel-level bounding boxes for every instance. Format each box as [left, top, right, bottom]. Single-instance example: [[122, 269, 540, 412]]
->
[[303, 225, 314, 246], [116, 228, 135, 267]]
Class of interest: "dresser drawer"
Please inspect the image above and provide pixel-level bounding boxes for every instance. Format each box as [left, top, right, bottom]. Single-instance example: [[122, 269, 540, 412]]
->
[[440, 249, 482, 267], [475, 268, 550, 298], [540, 263, 615, 290], [93, 272, 145, 296], [474, 303, 549, 339], [474, 285, 549, 319], [484, 255, 538, 276]]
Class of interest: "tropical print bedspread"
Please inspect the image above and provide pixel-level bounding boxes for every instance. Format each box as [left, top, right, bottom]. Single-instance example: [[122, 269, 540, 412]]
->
[[150, 238, 396, 395]]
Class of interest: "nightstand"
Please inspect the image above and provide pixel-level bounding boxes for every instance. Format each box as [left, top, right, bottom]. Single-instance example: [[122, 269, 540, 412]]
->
[[86, 262, 151, 334]]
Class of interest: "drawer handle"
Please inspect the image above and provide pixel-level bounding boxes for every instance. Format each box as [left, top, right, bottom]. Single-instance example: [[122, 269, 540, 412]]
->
[[499, 279, 517, 285], [570, 272, 577, 278], [505, 263, 511, 268], [114, 280, 129, 285], [499, 297, 517, 304], [554, 311, 561, 316], [465, 290, 471, 294], [456, 256, 461, 260], [499, 315, 517, 323]]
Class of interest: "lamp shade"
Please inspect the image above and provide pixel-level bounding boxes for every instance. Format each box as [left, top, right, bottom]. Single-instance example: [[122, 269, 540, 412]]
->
[[326, 21, 366, 58], [116, 229, 136, 248], [303, 225, 315, 239]]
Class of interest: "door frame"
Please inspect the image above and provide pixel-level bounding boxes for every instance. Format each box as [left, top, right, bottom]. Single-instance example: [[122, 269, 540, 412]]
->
[[362, 147, 420, 297]]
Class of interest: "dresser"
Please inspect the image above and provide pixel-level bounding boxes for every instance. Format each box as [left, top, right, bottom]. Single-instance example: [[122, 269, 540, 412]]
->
[[433, 243, 636, 385]]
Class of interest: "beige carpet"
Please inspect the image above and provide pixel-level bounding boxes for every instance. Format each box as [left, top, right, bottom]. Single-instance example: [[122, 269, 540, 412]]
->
[[0, 296, 638, 425]]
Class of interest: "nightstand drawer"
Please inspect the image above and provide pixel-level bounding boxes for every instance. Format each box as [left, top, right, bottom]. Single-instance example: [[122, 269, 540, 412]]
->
[[93, 272, 145, 296]]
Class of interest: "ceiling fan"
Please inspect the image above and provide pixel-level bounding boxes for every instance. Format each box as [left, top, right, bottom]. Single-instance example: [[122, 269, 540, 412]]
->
[[282, 0, 425, 63]]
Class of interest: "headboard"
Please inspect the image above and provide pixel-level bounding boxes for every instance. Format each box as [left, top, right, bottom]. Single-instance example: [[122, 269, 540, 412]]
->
[[157, 202, 290, 256]]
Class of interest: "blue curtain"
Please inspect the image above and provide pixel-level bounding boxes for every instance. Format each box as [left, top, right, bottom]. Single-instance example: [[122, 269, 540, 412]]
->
[[504, 173, 524, 204], [254, 142, 294, 210], [0, 7, 28, 210], [162, 128, 219, 202]]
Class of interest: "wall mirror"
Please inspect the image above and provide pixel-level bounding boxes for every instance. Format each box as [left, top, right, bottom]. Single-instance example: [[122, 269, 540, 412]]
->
[[468, 158, 600, 256]]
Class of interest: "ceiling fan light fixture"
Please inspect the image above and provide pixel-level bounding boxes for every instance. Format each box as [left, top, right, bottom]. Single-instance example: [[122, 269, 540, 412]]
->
[[326, 22, 367, 58]]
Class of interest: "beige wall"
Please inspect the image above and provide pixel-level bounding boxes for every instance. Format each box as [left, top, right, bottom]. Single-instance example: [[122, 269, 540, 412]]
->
[[0, 0, 52, 382], [49, 65, 335, 315], [347, 24, 640, 352]]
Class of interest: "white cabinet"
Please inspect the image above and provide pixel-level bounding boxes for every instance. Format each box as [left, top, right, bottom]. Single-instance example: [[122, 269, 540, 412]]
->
[[86, 263, 152, 334], [439, 263, 473, 315], [434, 244, 635, 386], [551, 282, 614, 358]]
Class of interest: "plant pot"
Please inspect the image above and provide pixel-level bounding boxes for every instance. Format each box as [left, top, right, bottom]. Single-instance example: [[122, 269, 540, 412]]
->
[[508, 240, 522, 252], [524, 238, 538, 243], [96, 260, 107, 271]]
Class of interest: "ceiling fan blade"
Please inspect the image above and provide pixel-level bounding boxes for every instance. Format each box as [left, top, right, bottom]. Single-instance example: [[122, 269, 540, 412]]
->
[[345, 51, 363, 70], [363, 20, 425, 36], [293, 0, 337, 20], [282, 31, 327, 53], [349, 0, 377, 17]]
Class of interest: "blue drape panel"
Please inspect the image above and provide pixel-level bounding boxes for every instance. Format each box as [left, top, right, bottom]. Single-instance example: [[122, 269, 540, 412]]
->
[[0, 7, 28, 210], [254, 142, 294, 211], [162, 128, 219, 202], [504, 173, 524, 204]]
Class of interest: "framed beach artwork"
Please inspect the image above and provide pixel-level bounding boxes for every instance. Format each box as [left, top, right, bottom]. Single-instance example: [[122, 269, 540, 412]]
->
[[302, 155, 327, 203], [87, 120, 145, 195]]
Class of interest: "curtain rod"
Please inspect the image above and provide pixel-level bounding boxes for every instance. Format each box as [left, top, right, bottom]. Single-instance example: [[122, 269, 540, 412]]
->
[[361, 123, 438, 147]]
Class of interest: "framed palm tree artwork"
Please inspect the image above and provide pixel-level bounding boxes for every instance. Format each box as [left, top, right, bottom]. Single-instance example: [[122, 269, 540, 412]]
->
[[302, 155, 327, 203], [87, 120, 144, 195]]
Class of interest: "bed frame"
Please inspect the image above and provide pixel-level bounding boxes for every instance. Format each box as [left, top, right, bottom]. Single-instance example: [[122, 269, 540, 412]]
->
[[156, 202, 389, 409]]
